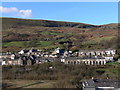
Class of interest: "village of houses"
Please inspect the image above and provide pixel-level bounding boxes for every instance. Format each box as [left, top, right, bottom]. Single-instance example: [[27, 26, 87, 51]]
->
[[1, 48, 119, 66], [2, 48, 120, 90]]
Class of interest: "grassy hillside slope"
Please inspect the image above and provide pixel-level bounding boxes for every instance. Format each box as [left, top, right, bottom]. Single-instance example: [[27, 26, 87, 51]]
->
[[2, 17, 118, 52]]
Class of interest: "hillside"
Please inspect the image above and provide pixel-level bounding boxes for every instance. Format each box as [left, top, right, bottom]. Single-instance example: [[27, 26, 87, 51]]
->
[[2, 17, 119, 52]]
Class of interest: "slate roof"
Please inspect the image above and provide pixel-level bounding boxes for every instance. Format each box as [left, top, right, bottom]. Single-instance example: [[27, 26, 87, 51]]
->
[[36, 57, 61, 61], [79, 49, 116, 52], [64, 56, 105, 60], [83, 79, 120, 88]]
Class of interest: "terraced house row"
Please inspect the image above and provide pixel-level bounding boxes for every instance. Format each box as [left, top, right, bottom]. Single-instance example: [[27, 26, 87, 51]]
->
[[61, 49, 117, 65], [1, 48, 118, 66]]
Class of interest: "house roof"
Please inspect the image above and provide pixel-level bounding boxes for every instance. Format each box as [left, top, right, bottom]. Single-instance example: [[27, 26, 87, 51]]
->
[[64, 56, 105, 60], [36, 57, 60, 61], [79, 49, 116, 52], [83, 79, 120, 88]]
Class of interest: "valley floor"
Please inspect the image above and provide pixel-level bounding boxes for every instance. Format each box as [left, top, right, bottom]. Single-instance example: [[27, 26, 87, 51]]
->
[[3, 80, 56, 88]]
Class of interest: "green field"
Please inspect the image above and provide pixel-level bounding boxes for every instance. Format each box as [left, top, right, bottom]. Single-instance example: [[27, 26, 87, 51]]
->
[[106, 62, 120, 66], [36, 41, 53, 46], [2, 41, 53, 47], [82, 36, 115, 45], [38, 31, 73, 37], [2, 39, 69, 50], [2, 41, 28, 47]]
